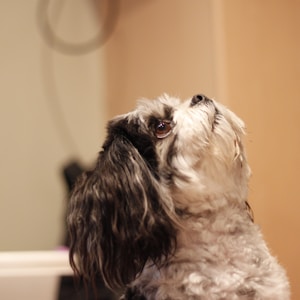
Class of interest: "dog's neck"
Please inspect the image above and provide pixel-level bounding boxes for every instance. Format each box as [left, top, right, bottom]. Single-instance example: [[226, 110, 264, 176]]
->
[[172, 181, 249, 218]]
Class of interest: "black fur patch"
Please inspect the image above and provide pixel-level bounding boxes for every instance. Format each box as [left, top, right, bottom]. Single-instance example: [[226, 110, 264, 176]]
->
[[105, 117, 159, 174], [121, 287, 147, 300]]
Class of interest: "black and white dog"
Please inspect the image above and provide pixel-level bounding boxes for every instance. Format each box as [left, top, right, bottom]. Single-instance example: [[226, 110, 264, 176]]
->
[[68, 94, 290, 299]]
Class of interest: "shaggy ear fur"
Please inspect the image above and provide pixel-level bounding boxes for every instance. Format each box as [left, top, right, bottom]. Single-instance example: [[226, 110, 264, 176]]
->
[[68, 122, 177, 290]]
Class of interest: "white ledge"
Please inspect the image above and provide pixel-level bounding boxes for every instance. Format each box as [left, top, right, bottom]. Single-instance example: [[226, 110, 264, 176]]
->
[[0, 250, 73, 277]]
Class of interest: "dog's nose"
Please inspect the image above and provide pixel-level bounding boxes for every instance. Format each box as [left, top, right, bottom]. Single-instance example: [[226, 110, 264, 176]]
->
[[190, 94, 207, 106]]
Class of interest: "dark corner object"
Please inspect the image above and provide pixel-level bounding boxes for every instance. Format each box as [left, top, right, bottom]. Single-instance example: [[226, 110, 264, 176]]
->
[[58, 161, 118, 300]]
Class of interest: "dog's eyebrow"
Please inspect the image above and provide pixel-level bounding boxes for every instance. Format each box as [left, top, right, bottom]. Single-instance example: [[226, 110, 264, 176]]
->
[[148, 105, 173, 123], [146, 104, 174, 128], [163, 105, 173, 120]]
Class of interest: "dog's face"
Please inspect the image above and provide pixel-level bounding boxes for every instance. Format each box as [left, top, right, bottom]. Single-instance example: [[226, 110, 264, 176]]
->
[[67, 94, 251, 290]]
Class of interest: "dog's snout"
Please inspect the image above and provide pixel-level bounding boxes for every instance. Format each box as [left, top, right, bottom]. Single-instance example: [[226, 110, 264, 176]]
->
[[190, 94, 207, 106]]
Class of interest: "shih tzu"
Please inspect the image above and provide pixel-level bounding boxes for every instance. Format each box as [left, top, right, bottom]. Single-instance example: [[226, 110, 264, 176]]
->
[[67, 94, 290, 299]]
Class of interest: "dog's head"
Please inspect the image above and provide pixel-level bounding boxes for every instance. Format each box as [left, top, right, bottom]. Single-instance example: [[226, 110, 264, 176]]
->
[[67, 94, 251, 290]]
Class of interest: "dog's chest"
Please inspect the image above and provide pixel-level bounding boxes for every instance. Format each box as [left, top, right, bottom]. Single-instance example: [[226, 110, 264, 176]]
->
[[127, 226, 264, 299]]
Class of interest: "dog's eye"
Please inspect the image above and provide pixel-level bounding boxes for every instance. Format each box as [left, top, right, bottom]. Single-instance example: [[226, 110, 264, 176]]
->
[[155, 120, 172, 139]]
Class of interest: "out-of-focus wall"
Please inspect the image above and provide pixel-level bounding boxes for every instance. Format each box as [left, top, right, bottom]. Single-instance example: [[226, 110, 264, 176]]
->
[[104, 0, 219, 117], [0, 1, 106, 250], [105, 0, 299, 299], [222, 1, 300, 299]]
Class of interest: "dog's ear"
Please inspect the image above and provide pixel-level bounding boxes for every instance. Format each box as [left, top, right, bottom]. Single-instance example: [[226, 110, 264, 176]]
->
[[68, 123, 176, 290]]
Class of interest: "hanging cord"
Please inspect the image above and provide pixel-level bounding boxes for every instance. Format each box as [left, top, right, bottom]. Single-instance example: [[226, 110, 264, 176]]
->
[[36, 0, 120, 55], [36, 0, 120, 158]]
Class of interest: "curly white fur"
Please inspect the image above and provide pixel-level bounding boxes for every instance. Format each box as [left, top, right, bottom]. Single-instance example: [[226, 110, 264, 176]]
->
[[68, 94, 290, 300]]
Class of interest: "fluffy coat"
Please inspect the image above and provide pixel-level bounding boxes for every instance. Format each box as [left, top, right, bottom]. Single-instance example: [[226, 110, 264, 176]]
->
[[68, 94, 290, 299]]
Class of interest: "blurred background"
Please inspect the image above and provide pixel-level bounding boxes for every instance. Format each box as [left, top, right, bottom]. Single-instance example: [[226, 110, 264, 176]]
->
[[0, 0, 299, 299]]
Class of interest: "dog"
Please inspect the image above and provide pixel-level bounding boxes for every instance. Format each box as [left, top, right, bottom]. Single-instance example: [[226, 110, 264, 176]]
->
[[67, 94, 290, 299]]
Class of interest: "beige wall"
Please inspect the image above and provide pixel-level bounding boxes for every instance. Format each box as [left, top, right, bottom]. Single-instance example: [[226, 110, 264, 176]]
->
[[0, 1, 106, 250], [105, 0, 218, 117], [105, 0, 299, 299]]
